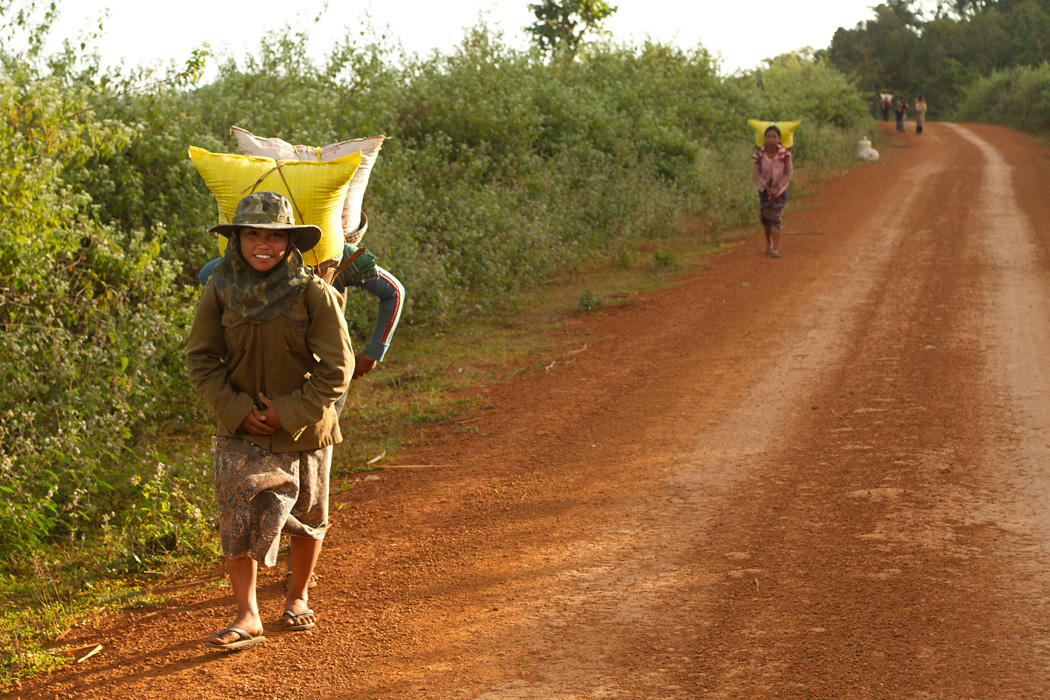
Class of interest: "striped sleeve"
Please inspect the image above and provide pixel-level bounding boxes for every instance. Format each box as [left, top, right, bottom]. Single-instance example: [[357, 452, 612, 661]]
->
[[345, 265, 405, 362]]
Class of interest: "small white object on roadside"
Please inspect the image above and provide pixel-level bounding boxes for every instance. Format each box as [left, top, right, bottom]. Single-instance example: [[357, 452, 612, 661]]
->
[[857, 137, 879, 162]]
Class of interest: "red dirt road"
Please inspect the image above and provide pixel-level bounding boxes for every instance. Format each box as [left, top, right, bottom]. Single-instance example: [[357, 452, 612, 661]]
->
[[16, 121, 1050, 699]]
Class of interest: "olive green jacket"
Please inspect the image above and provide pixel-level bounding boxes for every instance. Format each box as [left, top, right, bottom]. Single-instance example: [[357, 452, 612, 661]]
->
[[186, 277, 353, 452]]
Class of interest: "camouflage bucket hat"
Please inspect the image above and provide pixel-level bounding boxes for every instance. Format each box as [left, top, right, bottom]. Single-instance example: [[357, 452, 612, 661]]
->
[[208, 191, 322, 253]]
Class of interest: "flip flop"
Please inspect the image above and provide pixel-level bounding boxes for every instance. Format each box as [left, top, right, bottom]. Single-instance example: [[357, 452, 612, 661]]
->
[[205, 627, 266, 650], [282, 609, 316, 631]]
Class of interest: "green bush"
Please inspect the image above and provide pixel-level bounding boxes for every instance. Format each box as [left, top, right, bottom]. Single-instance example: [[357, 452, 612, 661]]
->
[[955, 63, 1050, 133], [0, 65, 200, 555]]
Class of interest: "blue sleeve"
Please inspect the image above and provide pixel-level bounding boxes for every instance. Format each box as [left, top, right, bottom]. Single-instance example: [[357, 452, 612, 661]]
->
[[199, 257, 221, 287], [343, 265, 405, 362]]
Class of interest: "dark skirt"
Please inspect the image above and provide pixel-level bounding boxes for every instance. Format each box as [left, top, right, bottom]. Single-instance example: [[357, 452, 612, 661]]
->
[[759, 190, 788, 228]]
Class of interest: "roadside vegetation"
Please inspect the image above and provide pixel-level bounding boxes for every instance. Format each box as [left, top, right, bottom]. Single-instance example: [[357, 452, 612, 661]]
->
[[0, 0, 874, 687], [954, 63, 1050, 131]]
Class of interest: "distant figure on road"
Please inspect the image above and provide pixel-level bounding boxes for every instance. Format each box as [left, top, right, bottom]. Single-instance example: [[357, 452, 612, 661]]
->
[[880, 93, 892, 121], [187, 191, 354, 651], [895, 97, 909, 133], [915, 94, 927, 134], [753, 125, 793, 259]]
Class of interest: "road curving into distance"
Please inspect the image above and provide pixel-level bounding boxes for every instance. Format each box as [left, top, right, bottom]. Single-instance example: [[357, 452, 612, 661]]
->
[[16, 121, 1050, 699]]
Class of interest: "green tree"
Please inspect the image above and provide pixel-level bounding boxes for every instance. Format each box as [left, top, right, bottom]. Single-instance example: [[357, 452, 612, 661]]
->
[[828, 2, 922, 98], [829, 0, 1050, 116], [1008, 0, 1050, 64], [526, 0, 617, 58]]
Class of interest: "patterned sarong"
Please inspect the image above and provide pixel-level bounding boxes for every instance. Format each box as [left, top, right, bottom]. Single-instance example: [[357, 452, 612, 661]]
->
[[759, 190, 788, 229], [212, 437, 332, 567]]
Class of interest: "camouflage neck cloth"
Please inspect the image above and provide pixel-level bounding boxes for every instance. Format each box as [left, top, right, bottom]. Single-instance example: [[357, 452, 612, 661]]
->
[[211, 236, 314, 324]]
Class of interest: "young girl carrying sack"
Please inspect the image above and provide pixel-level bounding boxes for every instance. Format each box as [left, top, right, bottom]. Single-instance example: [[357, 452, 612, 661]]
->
[[186, 191, 354, 650], [753, 125, 793, 259]]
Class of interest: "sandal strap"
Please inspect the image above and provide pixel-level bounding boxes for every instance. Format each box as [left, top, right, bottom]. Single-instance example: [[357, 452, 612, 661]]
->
[[217, 626, 252, 640]]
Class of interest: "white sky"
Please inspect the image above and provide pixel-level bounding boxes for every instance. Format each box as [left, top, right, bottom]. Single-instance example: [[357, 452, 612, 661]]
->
[[41, 0, 906, 77]]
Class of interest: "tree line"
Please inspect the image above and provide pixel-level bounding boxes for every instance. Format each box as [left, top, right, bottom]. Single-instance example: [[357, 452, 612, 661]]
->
[[826, 0, 1050, 124]]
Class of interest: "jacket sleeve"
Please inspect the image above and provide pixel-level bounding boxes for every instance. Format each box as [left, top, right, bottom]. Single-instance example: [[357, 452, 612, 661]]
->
[[272, 282, 354, 439], [185, 283, 255, 434], [342, 265, 405, 362]]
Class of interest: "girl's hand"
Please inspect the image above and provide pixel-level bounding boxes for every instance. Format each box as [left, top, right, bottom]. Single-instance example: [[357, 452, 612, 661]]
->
[[239, 393, 282, 435], [256, 392, 282, 431], [352, 353, 377, 380], [240, 409, 274, 435]]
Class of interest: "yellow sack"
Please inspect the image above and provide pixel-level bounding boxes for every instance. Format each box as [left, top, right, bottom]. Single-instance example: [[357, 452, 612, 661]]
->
[[188, 146, 361, 266], [747, 119, 800, 149], [231, 126, 386, 243]]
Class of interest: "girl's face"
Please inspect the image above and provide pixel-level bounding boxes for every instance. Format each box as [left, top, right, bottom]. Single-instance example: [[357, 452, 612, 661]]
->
[[764, 130, 781, 149], [239, 228, 289, 272]]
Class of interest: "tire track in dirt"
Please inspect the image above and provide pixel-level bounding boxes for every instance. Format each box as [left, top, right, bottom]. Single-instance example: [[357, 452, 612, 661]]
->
[[674, 124, 1050, 699], [954, 123, 1050, 664]]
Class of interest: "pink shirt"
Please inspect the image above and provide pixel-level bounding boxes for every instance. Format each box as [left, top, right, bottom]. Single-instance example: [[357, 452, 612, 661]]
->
[[752, 145, 793, 194]]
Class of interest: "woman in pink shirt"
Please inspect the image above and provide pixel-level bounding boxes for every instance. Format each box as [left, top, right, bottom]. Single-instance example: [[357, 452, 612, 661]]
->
[[752, 125, 793, 258]]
